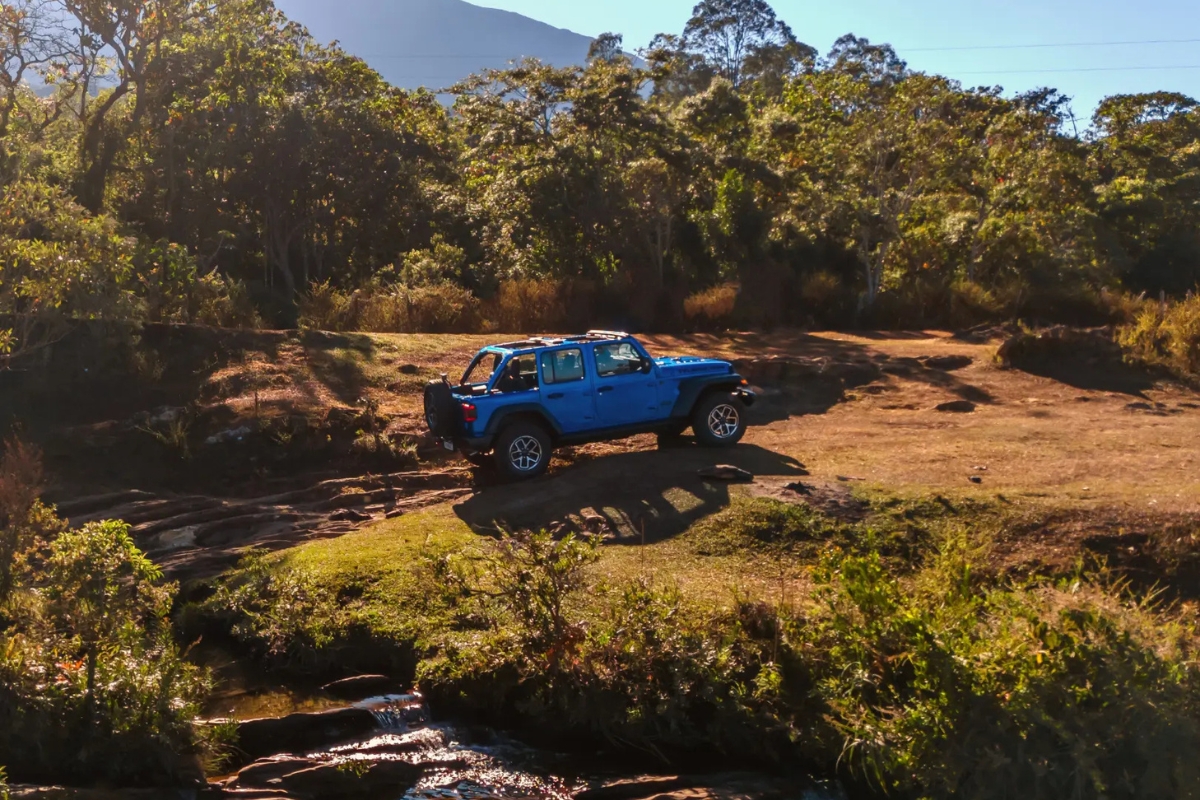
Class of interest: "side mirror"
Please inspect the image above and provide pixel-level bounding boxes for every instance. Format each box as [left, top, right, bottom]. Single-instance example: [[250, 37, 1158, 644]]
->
[[640, 357, 654, 374]]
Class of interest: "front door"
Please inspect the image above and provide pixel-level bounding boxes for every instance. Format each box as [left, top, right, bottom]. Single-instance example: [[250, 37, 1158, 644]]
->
[[538, 347, 595, 434], [591, 341, 659, 427]]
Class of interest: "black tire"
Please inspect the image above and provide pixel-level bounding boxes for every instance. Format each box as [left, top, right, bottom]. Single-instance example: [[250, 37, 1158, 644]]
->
[[423, 381, 457, 438], [493, 421, 552, 480], [692, 392, 747, 448]]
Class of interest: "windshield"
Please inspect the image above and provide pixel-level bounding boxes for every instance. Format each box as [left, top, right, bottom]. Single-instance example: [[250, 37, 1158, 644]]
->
[[461, 351, 504, 387]]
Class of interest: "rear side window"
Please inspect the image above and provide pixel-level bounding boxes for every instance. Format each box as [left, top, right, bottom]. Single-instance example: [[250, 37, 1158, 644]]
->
[[540, 348, 585, 384]]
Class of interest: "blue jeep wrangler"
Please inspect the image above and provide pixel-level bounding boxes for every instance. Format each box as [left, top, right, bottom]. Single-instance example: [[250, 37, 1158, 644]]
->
[[423, 331, 756, 479]]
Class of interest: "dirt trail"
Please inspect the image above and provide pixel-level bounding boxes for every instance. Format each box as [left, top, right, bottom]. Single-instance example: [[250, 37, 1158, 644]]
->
[[27, 327, 1200, 582]]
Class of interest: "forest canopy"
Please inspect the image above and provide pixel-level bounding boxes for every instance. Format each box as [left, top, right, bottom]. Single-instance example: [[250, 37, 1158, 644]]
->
[[1, 0, 1198, 351]]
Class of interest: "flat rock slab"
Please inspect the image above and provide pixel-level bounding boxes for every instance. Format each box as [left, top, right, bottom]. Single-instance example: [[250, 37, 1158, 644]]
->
[[320, 674, 399, 699], [698, 465, 754, 482], [921, 355, 974, 371], [235, 707, 380, 760], [8, 788, 185, 800]]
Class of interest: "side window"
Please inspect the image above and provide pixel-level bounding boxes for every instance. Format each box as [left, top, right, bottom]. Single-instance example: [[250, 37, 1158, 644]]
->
[[594, 342, 641, 378], [494, 354, 538, 392], [540, 348, 585, 385]]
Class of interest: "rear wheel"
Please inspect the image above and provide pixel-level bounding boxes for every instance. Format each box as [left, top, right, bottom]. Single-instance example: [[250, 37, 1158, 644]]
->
[[692, 393, 746, 448], [494, 421, 552, 480]]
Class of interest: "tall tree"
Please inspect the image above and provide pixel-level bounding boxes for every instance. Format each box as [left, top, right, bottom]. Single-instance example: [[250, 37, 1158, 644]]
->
[[682, 0, 801, 89]]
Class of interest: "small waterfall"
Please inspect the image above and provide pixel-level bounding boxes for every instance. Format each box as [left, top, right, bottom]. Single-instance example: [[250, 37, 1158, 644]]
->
[[356, 692, 429, 731]]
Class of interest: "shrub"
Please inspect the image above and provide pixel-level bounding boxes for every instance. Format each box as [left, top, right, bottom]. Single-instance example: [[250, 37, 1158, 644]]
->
[[297, 281, 355, 331], [0, 439, 63, 609], [199, 549, 347, 669], [948, 280, 1004, 329], [1119, 293, 1200, 379], [485, 278, 573, 333], [684, 282, 739, 329], [800, 541, 1200, 799], [136, 240, 262, 329], [299, 281, 481, 333], [0, 516, 208, 786]]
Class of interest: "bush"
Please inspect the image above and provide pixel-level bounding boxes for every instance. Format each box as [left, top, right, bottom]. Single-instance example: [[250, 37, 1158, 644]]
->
[[684, 282, 739, 329], [298, 281, 482, 333], [0, 514, 208, 786], [1120, 294, 1200, 379], [800, 541, 1200, 799], [136, 240, 263, 329], [947, 280, 1004, 329], [484, 278, 574, 333]]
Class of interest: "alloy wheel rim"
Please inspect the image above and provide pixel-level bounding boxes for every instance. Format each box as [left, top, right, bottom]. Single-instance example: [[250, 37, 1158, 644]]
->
[[509, 435, 544, 471], [707, 404, 740, 439]]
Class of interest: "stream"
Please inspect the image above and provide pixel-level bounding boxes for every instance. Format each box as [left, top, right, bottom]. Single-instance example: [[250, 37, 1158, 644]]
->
[[205, 685, 845, 800]]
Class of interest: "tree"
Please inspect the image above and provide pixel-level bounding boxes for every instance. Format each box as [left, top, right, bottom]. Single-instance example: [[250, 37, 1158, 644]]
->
[[587, 32, 625, 64], [1091, 93, 1200, 294], [683, 0, 798, 89], [60, 0, 197, 212], [0, 0, 73, 181], [0, 179, 140, 364]]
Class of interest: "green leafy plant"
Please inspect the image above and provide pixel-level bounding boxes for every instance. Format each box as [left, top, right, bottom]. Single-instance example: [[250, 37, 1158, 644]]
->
[[800, 538, 1200, 799]]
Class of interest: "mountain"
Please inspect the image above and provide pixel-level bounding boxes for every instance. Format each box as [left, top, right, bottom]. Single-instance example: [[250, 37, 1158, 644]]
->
[[274, 0, 598, 91]]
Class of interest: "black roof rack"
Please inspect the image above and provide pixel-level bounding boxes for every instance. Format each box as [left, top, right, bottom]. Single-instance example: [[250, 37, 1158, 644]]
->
[[491, 331, 630, 351]]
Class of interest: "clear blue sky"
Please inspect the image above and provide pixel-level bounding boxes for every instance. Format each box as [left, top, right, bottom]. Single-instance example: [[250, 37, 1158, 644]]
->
[[478, 0, 1200, 121]]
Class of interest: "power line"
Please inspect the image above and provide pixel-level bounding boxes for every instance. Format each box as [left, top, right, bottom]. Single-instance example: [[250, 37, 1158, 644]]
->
[[957, 64, 1200, 76], [906, 37, 1200, 53], [356, 37, 1200, 59], [359, 53, 587, 59]]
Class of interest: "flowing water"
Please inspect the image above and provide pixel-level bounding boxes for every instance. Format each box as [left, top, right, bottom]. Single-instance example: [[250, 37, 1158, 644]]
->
[[207, 676, 841, 799]]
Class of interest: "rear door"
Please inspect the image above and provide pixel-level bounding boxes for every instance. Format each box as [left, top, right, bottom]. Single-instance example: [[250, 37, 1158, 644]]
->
[[538, 347, 596, 434], [591, 341, 660, 427]]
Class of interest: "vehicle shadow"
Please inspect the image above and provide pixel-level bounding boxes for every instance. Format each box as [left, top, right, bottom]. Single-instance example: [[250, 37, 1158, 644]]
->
[[452, 443, 807, 544]]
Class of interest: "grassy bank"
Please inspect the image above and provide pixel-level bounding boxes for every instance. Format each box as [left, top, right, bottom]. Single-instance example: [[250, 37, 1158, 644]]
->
[[192, 492, 1200, 799]]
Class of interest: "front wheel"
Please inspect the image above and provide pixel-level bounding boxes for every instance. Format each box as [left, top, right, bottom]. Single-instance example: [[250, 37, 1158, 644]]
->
[[692, 393, 747, 448], [493, 421, 553, 480]]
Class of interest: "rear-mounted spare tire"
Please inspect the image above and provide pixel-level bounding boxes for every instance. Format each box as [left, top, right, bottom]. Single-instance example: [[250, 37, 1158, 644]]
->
[[424, 380, 457, 438]]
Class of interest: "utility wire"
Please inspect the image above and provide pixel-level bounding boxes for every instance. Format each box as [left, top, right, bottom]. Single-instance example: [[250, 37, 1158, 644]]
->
[[957, 64, 1200, 75], [906, 37, 1200, 52], [358, 37, 1200, 59]]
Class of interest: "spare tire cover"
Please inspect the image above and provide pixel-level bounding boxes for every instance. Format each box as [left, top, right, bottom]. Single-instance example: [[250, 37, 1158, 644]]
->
[[423, 381, 457, 437]]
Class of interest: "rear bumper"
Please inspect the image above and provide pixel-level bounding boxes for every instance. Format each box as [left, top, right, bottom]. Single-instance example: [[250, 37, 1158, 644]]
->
[[437, 435, 494, 454]]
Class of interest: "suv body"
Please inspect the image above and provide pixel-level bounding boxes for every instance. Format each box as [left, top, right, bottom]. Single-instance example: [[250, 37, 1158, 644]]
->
[[423, 331, 755, 479]]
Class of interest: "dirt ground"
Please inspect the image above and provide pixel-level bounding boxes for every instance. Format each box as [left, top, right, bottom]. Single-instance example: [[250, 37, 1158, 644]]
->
[[21, 326, 1200, 582]]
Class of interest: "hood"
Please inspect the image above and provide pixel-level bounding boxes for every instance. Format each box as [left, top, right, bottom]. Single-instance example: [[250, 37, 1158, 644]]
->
[[654, 355, 734, 378]]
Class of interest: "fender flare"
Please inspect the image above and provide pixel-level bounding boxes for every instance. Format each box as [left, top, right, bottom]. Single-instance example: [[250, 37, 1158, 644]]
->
[[670, 375, 748, 418], [484, 403, 564, 439]]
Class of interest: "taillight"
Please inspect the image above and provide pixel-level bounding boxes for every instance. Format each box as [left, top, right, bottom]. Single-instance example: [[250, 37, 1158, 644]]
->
[[460, 403, 478, 423]]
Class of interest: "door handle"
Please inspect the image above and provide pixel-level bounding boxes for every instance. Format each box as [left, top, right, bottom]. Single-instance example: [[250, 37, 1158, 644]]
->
[[598, 386, 614, 394], [548, 392, 564, 400]]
